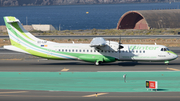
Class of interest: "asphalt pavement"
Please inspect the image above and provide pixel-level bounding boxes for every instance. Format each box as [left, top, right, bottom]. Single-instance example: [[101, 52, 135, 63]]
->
[[0, 47, 180, 101]]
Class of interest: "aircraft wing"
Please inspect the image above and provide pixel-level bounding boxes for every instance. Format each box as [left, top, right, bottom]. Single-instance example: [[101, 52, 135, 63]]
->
[[90, 37, 106, 47]]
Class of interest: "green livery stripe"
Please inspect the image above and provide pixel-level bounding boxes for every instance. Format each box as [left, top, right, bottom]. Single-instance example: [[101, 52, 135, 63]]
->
[[5, 20, 49, 52], [4, 17, 34, 41], [10, 39, 60, 59], [4, 18, 19, 45], [7, 17, 16, 21], [5, 16, 116, 62], [6, 23, 96, 59], [11, 22, 34, 41], [5, 17, 84, 60], [167, 51, 177, 55], [11, 37, 115, 62]]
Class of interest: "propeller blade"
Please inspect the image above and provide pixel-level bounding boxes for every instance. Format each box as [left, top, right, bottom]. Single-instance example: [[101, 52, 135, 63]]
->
[[118, 36, 123, 50]]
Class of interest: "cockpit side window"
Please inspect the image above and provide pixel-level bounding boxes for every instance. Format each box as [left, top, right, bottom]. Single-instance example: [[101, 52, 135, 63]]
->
[[161, 48, 170, 51], [166, 48, 170, 51]]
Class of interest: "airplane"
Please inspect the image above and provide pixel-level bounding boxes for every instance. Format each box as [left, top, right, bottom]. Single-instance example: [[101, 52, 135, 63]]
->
[[3, 16, 178, 65]]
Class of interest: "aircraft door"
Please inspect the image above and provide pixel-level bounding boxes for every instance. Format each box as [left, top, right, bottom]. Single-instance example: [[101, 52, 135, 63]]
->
[[119, 50, 121, 60], [47, 49, 53, 58]]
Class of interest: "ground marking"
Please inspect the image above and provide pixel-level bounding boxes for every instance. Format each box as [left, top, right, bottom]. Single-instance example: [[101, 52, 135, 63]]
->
[[0, 59, 22, 61], [1, 95, 180, 98], [0, 91, 28, 94], [82, 93, 108, 97], [167, 67, 180, 71], [61, 68, 69, 71]]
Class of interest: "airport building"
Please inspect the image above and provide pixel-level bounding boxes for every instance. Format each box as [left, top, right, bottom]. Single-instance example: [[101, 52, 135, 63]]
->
[[117, 9, 180, 30], [0, 24, 56, 32]]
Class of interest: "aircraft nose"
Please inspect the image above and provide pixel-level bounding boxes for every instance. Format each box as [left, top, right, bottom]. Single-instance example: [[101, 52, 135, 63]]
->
[[174, 54, 178, 59], [172, 53, 178, 60], [168, 51, 178, 60]]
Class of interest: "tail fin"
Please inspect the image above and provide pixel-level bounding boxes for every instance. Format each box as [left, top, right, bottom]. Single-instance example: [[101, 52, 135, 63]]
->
[[4, 16, 40, 46]]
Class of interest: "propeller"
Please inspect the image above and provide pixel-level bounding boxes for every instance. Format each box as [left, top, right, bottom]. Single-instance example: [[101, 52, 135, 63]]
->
[[118, 36, 124, 50]]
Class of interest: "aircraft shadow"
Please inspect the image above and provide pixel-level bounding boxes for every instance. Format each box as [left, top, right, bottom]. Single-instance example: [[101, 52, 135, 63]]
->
[[33, 61, 180, 66], [33, 62, 95, 66], [149, 89, 168, 92]]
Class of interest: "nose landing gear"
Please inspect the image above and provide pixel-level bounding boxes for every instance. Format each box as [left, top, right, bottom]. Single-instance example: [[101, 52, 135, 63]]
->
[[165, 61, 169, 65]]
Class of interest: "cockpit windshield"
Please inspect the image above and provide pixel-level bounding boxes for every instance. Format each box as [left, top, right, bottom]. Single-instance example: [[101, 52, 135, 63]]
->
[[161, 48, 170, 51]]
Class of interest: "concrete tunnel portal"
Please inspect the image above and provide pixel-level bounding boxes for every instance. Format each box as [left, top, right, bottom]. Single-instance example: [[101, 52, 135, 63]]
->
[[117, 11, 149, 30], [117, 9, 180, 30]]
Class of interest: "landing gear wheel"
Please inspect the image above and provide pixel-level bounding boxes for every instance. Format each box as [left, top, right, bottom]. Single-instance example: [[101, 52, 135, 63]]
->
[[95, 62, 99, 66]]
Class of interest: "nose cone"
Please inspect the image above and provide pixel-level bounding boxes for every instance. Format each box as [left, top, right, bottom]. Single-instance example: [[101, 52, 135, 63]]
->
[[169, 51, 178, 60], [173, 53, 178, 60]]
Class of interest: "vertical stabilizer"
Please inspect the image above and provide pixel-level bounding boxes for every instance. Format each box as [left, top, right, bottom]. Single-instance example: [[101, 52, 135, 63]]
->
[[4, 16, 40, 46]]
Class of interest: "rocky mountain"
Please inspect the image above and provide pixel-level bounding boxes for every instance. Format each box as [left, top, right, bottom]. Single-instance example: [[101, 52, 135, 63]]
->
[[0, 0, 179, 7]]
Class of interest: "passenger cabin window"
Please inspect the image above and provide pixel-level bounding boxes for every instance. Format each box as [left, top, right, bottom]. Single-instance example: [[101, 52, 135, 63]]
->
[[143, 50, 145, 53]]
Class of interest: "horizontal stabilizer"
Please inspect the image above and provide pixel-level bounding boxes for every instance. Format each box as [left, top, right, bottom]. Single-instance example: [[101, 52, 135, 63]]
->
[[90, 37, 106, 47], [5, 16, 20, 23], [3, 45, 29, 54]]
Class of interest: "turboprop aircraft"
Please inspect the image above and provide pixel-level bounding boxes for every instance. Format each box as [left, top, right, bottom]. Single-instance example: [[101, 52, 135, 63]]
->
[[3, 16, 178, 65]]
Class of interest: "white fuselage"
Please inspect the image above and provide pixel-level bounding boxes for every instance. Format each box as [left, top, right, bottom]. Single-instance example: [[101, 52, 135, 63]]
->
[[40, 40, 177, 62]]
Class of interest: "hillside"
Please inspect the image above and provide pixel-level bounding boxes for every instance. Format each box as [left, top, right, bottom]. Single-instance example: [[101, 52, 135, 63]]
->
[[1, 0, 180, 7]]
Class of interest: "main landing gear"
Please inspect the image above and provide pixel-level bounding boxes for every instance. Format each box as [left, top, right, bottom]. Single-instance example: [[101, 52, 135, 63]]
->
[[95, 60, 102, 66]]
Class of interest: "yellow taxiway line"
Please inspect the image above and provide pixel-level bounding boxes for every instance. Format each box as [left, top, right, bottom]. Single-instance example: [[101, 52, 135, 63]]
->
[[167, 67, 180, 71], [82, 93, 108, 97], [0, 91, 28, 94], [61, 68, 69, 71]]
